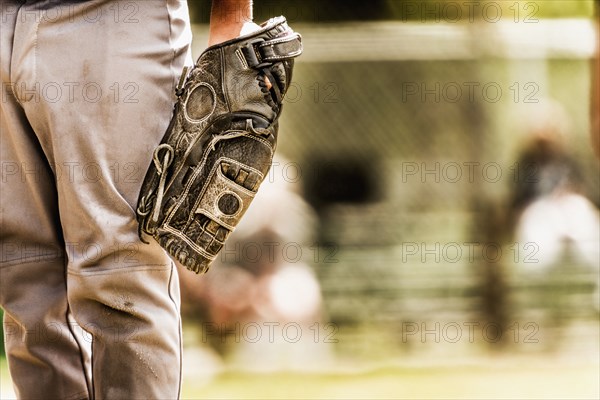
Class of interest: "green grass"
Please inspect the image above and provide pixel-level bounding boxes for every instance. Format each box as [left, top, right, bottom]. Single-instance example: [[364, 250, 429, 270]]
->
[[2, 354, 599, 399], [181, 364, 599, 400]]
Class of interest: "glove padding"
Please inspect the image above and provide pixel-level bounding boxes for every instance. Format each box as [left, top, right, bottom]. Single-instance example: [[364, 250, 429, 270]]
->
[[136, 16, 302, 274]]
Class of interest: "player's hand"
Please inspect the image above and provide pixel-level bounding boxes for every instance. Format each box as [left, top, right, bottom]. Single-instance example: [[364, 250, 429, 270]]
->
[[208, 21, 272, 89], [208, 21, 260, 46]]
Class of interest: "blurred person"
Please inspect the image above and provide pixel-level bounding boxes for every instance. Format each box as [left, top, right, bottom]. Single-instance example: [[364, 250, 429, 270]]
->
[[0, 0, 270, 398], [509, 100, 600, 307], [591, 0, 600, 158], [178, 156, 332, 370]]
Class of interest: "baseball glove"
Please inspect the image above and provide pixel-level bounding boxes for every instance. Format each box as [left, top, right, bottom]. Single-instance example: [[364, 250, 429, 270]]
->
[[136, 16, 302, 274]]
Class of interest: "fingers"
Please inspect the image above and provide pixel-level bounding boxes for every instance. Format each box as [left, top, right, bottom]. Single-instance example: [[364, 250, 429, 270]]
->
[[264, 76, 272, 90]]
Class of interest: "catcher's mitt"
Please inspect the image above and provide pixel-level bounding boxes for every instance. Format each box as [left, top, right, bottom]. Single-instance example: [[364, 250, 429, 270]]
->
[[136, 16, 302, 274]]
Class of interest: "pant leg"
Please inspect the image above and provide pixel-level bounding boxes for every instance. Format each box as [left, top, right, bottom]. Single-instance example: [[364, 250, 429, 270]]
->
[[5, 0, 193, 398], [1, 2, 91, 399]]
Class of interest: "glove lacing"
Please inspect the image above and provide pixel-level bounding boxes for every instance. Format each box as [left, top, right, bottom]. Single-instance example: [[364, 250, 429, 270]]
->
[[136, 120, 269, 241], [210, 119, 271, 152], [150, 143, 175, 225], [136, 144, 173, 242]]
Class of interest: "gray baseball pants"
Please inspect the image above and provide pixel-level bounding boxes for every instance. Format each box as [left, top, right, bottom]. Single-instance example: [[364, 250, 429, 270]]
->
[[1, 0, 193, 398]]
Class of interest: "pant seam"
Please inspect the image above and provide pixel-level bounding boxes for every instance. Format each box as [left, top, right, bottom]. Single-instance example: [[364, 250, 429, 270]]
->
[[166, 0, 180, 91], [10, 0, 39, 105], [66, 307, 93, 400], [167, 262, 183, 399]]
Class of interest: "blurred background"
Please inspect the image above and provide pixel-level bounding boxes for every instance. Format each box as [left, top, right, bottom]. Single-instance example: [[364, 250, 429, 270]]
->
[[2, 0, 599, 399]]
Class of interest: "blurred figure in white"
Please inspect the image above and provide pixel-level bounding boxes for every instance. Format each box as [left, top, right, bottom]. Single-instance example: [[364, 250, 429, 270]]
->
[[178, 156, 333, 371], [511, 99, 600, 308]]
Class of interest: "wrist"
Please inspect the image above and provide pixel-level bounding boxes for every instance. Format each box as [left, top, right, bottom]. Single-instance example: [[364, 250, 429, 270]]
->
[[208, 21, 261, 46]]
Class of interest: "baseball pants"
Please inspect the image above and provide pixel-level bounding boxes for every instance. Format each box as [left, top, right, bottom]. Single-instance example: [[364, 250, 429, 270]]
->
[[1, 0, 193, 398]]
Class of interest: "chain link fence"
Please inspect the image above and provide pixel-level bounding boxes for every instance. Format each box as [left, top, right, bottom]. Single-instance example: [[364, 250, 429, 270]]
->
[[184, 14, 599, 362]]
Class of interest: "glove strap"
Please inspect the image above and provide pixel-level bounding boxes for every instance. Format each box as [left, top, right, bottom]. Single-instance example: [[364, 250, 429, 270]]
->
[[240, 34, 302, 69]]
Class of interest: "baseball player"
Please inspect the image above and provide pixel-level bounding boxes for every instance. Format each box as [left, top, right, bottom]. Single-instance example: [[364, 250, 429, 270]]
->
[[0, 0, 300, 398]]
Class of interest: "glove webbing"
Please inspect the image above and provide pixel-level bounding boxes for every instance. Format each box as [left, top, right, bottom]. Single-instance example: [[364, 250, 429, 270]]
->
[[240, 33, 302, 69]]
